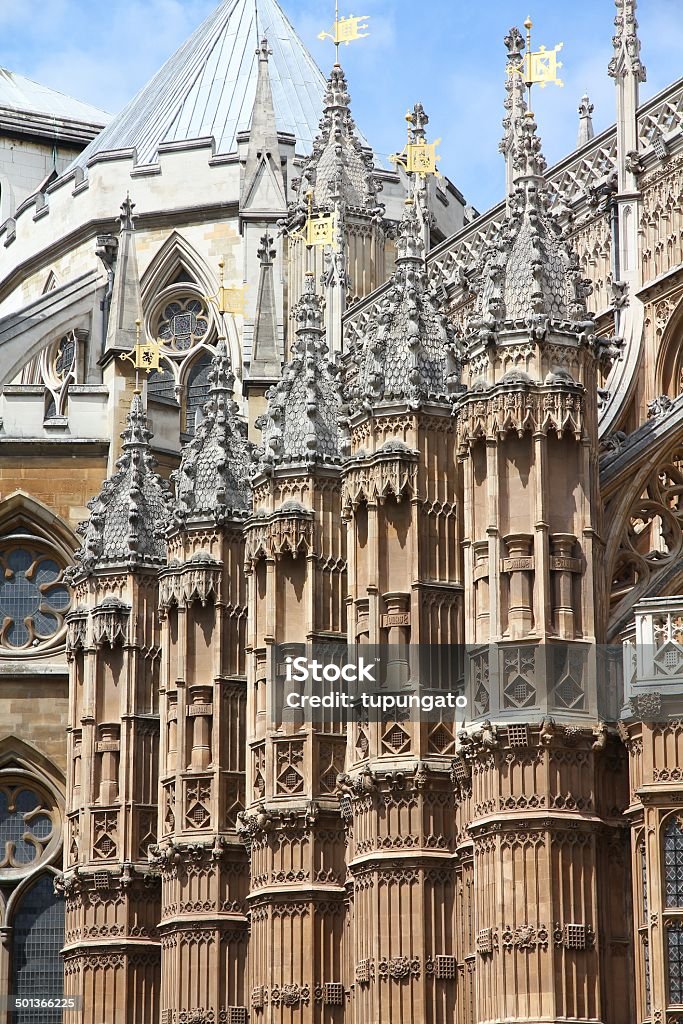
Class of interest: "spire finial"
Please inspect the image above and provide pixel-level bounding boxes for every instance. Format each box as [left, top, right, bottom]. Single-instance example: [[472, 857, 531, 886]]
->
[[608, 0, 646, 82], [257, 231, 276, 265], [257, 36, 272, 61], [119, 193, 135, 232], [577, 93, 595, 147], [396, 195, 424, 264]]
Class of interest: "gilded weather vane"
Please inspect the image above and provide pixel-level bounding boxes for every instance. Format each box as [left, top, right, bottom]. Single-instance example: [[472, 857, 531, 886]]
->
[[508, 15, 564, 112], [318, 0, 369, 64], [119, 320, 164, 389], [291, 190, 338, 249], [390, 107, 442, 179], [204, 259, 247, 321]]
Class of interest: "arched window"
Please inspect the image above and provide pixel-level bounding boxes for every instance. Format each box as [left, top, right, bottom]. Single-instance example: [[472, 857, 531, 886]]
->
[[11, 875, 65, 1024], [0, 541, 71, 655], [183, 351, 213, 437], [0, 762, 64, 1024], [664, 817, 683, 907]]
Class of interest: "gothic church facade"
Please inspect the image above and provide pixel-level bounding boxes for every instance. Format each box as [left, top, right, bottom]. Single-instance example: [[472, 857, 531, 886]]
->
[[1, 2, 683, 1023]]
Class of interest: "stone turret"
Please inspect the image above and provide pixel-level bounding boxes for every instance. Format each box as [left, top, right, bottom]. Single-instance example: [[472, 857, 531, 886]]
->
[[454, 45, 631, 1024], [255, 272, 342, 470], [347, 196, 458, 411], [242, 272, 347, 1024], [154, 339, 253, 1022], [62, 391, 172, 1024], [172, 337, 252, 522], [70, 391, 171, 578], [339, 185, 462, 1023], [285, 63, 386, 349]]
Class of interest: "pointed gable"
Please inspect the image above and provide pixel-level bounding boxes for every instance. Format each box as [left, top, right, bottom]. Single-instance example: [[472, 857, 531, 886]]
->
[[241, 38, 286, 215]]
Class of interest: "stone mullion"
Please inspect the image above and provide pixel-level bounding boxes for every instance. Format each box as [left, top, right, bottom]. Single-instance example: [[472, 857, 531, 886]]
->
[[156, 525, 250, 1022], [532, 430, 550, 639], [62, 572, 162, 1024], [485, 438, 501, 641]]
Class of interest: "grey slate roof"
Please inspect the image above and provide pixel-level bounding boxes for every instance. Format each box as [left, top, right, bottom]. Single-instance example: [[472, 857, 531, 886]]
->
[[171, 339, 253, 524], [256, 274, 342, 469], [346, 199, 458, 411], [474, 112, 591, 329], [67, 393, 173, 580], [293, 63, 380, 213], [0, 67, 109, 126], [70, 0, 332, 170]]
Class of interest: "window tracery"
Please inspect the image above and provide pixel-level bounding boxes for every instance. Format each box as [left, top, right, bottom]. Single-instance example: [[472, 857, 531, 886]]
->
[[13, 330, 82, 422], [0, 764, 64, 1022], [0, 542, 71, 654], [145, 288, 217, 432], [665, 817, 683, 907]]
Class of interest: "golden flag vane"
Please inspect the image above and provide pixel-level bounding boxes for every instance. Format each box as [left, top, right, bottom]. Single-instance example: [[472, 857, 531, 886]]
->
[[390, 110, 442, 179], [204, 259, 247, 320], [508, 15, 563, 112], [318, 0, 369, 63], [119, 320, 163, 389], [291, 191, 338, 249]]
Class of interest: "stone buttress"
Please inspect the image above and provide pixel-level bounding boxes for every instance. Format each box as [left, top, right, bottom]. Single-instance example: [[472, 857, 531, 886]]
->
[[240, 274, 348, 1020], [151, 340, 254, 1023]]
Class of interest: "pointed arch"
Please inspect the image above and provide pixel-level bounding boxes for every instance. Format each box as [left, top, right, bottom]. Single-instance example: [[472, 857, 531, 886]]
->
[[140, 230, 218, 304], [0, 735, 66, 794], [0, 491, 79, 564], [655, 288, 683, 398]]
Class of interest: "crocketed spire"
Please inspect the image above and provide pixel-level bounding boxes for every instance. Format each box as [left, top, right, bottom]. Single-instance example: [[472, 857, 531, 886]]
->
[[171, 340, 253, 523], [475, 112, 591, 328], [67, 393, 173, 580], [345, 198, 458, 411], [255, 275, 342, 470], [293, 63, 381, 214], [608, 0, 646, 82]]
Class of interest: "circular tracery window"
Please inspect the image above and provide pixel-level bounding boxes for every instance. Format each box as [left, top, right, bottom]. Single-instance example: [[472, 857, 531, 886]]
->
[[0, 779, 60, 880], [0, 544, 71, 652], [157, 296, 209, 351]]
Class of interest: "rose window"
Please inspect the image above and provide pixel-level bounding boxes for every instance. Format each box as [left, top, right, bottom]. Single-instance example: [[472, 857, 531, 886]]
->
[[0, 783, 58, 877], [0, 546, 71, 651], [158, 297, 209, 351]]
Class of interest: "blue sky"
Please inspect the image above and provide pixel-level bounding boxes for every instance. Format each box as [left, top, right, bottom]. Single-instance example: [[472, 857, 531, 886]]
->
[[2, 0, 681, 213]]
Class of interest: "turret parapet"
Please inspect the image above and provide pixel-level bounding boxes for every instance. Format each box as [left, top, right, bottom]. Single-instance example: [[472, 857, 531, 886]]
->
[[170, 339, 254, 528], [344, 198, 459, 413], [67, 392, 172, 581], [255, 273, 343, 471]]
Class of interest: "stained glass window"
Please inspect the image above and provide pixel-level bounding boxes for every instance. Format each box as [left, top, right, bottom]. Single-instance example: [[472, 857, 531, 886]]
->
[[0, 787, 54, 872], [158, 297, 209, 352], [147, 368, 176, 402], [12, 875, 64, 1024], [184, 352, 213, 436], [665, 817, 683, 907], [669, 922, 683, 1005], [641, 841, 648, 918], [0, 547, 71, 651]]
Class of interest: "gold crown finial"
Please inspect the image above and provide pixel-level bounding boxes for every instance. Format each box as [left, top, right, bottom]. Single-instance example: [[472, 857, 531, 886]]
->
[[524, 15, 532, 30]]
